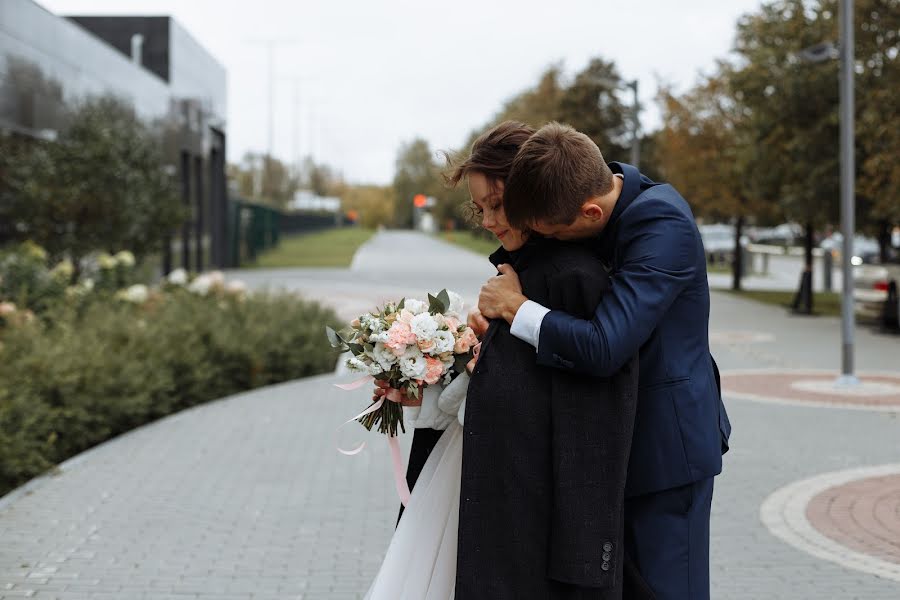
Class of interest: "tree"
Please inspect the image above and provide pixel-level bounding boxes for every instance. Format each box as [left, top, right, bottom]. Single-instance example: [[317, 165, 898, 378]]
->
[[657, 66, 778, 290], [228, 152, 301, 209], [729, 0, 840, 311], [392, 138, 440, 228], [558, 58, 630, 162], [729, 0, 900, 309], [338, 184, 394, 229], [495, 64, 566, 128], [0, 95, 184, 268], [854, 0, 900, 259]]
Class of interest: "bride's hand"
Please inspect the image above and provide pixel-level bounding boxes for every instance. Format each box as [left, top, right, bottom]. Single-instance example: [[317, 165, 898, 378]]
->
[[467, 307, 490, 338], [465, 342, 482, 374], [374, 380, 422, 407]]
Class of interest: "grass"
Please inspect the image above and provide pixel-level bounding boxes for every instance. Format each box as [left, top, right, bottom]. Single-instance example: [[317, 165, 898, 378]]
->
[[722, 289, 842, 317], [707, 262, 733, 274], [437, 230, 500, 256], [248, 227, 375, 268]]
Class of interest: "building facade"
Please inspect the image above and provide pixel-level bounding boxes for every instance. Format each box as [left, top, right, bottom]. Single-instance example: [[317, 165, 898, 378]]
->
[[0, 0, 231, 270]]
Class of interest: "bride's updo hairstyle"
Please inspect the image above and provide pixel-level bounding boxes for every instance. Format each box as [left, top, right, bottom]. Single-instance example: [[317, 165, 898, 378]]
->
[[443, 121, 535, 225]]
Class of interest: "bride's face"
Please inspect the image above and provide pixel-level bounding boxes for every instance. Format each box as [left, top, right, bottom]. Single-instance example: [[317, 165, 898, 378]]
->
[[467, 172, 528, 252]]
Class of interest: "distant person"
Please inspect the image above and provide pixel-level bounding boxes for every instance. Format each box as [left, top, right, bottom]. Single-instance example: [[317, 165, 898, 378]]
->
[[477, 122, 732, 600]]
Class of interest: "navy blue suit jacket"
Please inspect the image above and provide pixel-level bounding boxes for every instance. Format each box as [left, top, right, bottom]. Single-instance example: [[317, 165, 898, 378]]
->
[[537, 162, 732, 497]]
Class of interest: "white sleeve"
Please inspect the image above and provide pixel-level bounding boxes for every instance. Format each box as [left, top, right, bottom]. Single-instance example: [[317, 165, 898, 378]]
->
[[509, 300, 550, 351], [403, 385, 454, 430]]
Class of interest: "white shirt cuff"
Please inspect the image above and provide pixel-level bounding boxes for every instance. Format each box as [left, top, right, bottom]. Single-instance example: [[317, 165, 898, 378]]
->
[[510, 300, 550, 351]]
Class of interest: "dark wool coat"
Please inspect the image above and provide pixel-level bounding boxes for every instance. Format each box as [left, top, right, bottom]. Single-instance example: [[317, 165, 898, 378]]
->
[[456, 238, 650, 600]]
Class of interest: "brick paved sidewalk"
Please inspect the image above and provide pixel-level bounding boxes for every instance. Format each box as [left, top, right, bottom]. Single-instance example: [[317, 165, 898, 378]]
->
[[2, 232, 899, 599], [0, 375, 408, 600]]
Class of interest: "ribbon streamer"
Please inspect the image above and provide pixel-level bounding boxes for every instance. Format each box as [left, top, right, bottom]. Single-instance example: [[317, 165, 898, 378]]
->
[[333, 376, 411, 506]]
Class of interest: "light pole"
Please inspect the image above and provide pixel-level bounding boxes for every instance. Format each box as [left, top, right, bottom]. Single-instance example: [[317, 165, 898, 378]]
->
[[837, 0, 858, 386], [593, 77, 641, 168], [624, 79, 640, 168], [799, 0, 858, 386]]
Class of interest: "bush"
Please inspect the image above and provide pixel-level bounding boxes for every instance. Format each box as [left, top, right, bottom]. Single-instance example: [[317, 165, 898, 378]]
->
[[0, 277, 340, 497], [0, 95, 184, 265]]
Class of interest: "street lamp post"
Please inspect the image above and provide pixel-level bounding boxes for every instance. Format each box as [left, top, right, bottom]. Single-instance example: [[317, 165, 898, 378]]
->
[[593, 76, 641, 168], [799, 0, 858, 386], [837, 0, 858, 386], [624, 79, 640, 168]]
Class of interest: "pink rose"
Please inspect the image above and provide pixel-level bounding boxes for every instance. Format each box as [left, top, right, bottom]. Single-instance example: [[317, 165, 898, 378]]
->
[[386, 321, 417, 355], [397, 309, 415, 325], [444, 316, 461, 331], [423, 357, 444, 385], [454, 327, 479, 354], [417, 337, 436, 352]]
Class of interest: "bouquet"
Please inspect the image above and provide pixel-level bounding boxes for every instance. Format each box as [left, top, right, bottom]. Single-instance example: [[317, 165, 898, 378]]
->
[[327, 289, 479, 437]]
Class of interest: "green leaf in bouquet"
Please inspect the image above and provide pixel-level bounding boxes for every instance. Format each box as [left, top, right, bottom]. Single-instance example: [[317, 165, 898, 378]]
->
[[338, 327, 357, 342], [347, 343, 364, 355], [325, 326, 347, 349], [427, 294, 445, 315], [397, 298, 406, 310], [437, 289, 451, 313], [363, 343, 375, 353]]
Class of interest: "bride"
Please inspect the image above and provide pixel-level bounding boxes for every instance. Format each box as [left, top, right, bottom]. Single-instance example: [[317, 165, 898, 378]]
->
[[364, 121, 651, 600]]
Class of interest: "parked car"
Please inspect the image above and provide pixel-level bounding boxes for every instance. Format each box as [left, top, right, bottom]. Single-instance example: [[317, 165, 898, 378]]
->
[[751, 223, 804, 246], [853, 247, 900, 326], [699, 224, 748, 264], [819, 233, 880, 263]]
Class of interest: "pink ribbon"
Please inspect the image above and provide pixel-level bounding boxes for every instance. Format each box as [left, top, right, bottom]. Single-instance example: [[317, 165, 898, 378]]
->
[[388, 435, 411, 506], [333, 376, 412, 506]]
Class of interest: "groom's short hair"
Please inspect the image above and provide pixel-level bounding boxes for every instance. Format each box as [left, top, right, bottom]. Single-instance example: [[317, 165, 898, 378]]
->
[[504, 122, 616, 228]]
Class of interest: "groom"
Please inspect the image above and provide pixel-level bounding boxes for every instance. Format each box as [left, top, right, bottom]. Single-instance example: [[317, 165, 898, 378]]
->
[[476, 122, 731, 600]]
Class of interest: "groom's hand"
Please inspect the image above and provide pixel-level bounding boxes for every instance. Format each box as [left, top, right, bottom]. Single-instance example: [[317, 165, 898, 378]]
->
[[478, 264, 527, 325]]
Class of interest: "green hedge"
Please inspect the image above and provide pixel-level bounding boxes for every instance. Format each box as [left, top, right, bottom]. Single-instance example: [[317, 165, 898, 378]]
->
[[0, 288, 340, 497]]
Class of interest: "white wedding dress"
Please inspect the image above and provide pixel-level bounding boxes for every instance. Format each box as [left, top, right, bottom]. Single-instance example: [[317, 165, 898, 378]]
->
[[363, 372, 469, 600]]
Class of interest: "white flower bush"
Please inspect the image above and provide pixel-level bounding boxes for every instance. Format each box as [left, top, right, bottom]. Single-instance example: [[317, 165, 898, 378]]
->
[[167, 268, 188, 286]]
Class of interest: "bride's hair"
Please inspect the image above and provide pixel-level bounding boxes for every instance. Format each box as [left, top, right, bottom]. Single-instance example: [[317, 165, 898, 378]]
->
[[442, 121, 535, 226], [442, 120, 535, 190]]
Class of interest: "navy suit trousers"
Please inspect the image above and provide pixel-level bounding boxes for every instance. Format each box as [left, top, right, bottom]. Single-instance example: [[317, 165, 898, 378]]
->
[[625, 478, 715, 600]]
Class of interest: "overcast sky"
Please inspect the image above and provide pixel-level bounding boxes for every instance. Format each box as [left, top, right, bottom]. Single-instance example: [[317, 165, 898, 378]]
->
[[40, 0, 765, 184]]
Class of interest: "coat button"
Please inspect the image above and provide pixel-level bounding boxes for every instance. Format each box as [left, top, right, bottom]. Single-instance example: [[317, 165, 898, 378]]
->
[[601, 562, 610, 571], [603, 542, 613, 552], [602, 552, 611, 561]]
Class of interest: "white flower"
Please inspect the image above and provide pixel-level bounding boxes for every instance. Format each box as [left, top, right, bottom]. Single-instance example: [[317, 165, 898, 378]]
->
[[346, 356, 369, 372], [114, 251, 136, 268], [446, 290, 465, 317], [167, 268, 189, 286], [367, 362, 383, 376], [372, 342, 398, 372], [399, 348, 427, 380], [368, 331, 389, 343], [50, 259, 74, 281], [432, 330, 455, 354], [207, 271, 226, 287], [97, 252, 117, 270], [82, 278, 95, 292], [226, 280, 247, 295], [122, 284, 149, 304], [403, 299, 428, 315], [361, 313, 385, 334], [410, 313, 439, 341], [189, 274, 213, 296]]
